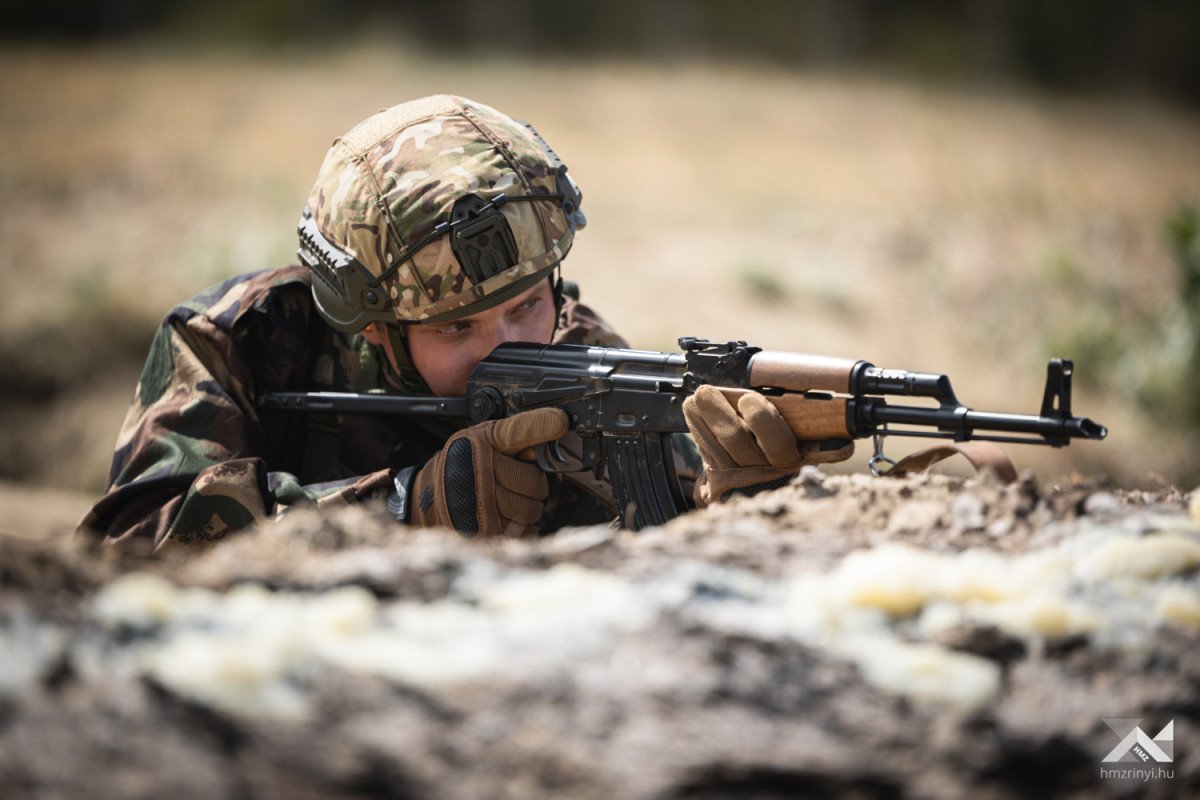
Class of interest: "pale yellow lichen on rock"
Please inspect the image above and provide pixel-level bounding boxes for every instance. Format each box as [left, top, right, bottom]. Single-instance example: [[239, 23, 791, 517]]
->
[[481, 562, 653, 625], [91, 572, 185, 629], [1155, 583, 1200, 630], [976, 591, 1100, 638], [829, 545, 941, 617], [320, 606, 499, 690], [935, 549, 1023, 604], [914, 601, 968, 639], [777, 520, 1200, 711], [841, 636, 1002, 711], [90, 580, 385, 720], [148, 630, 310, 720], [828, 544, 1062, 619], [93, 562, 670, 713], [1073, 534, 1200, 582], [1009, 548, 1076, 594], [304, 584, 379, 637]]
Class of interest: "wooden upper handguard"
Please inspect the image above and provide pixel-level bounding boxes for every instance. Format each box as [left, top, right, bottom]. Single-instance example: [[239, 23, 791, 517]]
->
[[718, 389, 852, 440], [748, 351, 860, 394]]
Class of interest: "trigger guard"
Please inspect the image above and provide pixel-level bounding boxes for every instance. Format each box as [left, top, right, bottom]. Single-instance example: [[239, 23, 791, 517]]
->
[[536, 440, 574, 473]]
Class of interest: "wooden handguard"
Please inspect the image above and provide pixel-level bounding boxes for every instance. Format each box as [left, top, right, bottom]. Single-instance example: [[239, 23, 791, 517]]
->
[[748, 351, 859, 394], [719, 389, 852, 440]]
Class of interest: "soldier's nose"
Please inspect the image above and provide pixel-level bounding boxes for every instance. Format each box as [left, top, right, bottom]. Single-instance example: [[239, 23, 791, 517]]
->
[[476, 325, 508, 360]]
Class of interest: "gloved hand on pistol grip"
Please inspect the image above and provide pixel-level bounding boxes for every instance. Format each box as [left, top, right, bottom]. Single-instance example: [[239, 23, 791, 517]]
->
[[682, 385, 854, 508], [403, 407, 569, 538]]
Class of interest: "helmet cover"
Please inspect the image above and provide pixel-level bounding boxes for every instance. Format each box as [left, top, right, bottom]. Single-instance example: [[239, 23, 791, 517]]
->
[[303, 95, 583, 329]]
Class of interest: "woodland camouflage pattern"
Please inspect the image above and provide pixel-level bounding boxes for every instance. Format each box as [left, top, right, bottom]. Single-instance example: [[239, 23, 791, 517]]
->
[[79, 267, 670, 550], [307, 95, 575, 322]]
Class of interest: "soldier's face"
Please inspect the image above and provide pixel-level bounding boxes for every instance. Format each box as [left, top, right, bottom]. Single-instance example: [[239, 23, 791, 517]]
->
[[405, 280, 557, 396]]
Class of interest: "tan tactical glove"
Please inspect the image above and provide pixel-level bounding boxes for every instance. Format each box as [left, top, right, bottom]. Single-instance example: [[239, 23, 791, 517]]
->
[[683, 385, 854, 508], [396, 408, 569, 538]]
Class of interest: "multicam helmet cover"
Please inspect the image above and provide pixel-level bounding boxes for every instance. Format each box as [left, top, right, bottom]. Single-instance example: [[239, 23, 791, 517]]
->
[[301, 95, 584, 330]]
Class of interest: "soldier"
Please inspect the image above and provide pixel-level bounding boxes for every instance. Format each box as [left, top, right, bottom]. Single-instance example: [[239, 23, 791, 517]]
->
[[82, 95, 850, 550]]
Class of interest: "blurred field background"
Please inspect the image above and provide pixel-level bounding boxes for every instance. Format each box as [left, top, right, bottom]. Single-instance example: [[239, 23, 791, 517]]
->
[[3, 0, 1200, 530]]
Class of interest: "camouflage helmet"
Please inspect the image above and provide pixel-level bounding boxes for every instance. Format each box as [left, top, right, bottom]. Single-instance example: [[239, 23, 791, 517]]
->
[[299, 95, 585, 332]]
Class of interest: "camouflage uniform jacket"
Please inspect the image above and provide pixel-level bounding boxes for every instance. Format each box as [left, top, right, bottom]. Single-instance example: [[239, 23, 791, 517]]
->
[[81, 266, 658, 550]]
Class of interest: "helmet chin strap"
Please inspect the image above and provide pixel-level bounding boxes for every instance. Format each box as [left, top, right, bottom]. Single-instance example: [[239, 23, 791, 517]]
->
[[374, 323, 432, 395], [552, 266, 565, 319]]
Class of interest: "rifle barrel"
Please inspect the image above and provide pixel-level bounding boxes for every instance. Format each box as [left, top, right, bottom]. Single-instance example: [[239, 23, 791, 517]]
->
[[856, 400, 1107, 444]]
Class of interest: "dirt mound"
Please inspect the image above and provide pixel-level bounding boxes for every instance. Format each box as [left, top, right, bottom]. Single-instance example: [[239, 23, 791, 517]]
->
[[2, 470, 1197, 799], [0, 306, 158, 491]]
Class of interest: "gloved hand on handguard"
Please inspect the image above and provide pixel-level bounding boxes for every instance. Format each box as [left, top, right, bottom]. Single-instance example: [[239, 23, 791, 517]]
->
[[683, 385, 854, 508]]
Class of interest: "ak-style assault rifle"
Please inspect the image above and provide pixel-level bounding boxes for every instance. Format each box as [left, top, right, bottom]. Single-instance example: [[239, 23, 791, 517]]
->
[[260, 338, 1107, 530]]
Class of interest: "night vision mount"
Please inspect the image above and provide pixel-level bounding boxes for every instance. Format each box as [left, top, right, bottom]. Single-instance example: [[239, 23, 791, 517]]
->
[[448, 194, 520, 285]]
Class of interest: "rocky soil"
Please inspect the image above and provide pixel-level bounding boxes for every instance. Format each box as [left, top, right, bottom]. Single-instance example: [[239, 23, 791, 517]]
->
[[2, 469, 1198, 799]]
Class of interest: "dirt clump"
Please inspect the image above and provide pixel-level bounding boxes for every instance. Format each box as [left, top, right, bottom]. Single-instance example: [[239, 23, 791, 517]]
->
[[1, 469, 1196, 799]]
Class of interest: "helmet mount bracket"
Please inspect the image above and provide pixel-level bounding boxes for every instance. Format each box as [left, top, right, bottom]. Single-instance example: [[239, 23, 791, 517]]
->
[[450, 194, 519, 285]]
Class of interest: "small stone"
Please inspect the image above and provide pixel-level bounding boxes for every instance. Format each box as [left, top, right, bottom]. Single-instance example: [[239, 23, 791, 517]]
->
[[797, 466, 835, 498], [758, 497, 788, 518], [1044, 633, 1090, 657], [544, 527, 615, 557], [1082, 492, 1122, 517], [887, 501, 945, 534], [797, 465, 825, 486], [987, 517, 1014, 539], [1015, 471, 1040, 515], [950, 494, 986, 532], [1190, 489, 1200, 525]]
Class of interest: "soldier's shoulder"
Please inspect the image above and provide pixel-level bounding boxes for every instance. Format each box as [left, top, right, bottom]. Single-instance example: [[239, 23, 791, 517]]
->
[[169, 265, 313, 332]]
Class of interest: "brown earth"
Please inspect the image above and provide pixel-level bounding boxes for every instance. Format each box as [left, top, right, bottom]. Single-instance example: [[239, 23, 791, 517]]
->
[[2, 469, 1197, 799]]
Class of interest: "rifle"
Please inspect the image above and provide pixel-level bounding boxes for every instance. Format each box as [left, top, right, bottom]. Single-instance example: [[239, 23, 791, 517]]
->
[[259, 338, 1107, 530]]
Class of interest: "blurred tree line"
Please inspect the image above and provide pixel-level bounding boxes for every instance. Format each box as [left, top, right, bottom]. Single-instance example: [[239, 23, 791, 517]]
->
[[7, 0, 1200, 104]]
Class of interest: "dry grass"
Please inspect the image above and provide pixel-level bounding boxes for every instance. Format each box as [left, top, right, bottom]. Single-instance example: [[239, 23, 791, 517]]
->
[[3, 42, 1199, 492]]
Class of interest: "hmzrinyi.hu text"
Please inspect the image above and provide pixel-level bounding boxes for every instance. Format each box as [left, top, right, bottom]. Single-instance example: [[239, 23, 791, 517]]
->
[[1100, 767, 1174, 782]]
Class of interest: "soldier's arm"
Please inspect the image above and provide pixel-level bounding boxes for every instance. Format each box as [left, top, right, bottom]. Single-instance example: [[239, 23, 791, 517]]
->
[[80, 289, 388, 550]]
